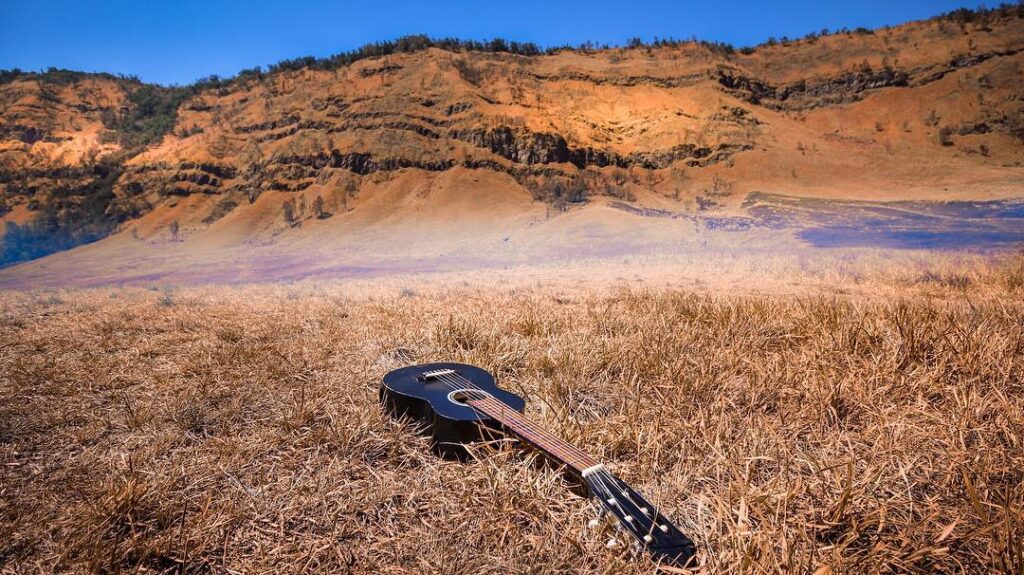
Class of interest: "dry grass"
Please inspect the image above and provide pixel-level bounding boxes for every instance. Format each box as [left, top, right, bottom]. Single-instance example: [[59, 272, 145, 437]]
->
[[1, 257, 1023, 574]]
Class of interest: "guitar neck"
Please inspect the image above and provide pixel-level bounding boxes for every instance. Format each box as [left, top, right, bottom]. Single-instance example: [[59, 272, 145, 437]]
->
[[468, 396, 697, 567], [468, 396, 601, 474]]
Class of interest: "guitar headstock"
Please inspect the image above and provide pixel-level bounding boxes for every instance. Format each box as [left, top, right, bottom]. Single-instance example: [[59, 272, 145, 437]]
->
[[582, 466, 696, 568]]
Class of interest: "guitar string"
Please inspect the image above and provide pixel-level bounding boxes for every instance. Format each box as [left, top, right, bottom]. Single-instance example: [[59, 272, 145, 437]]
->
[[430, 371, 582, 458], [433, 371, 599, 467], [421, 369, 655, 541], [430, 372, 638, 536], [602, 469, 662, 538], [432, 373, 593, 466], [431, 371, 639, 535], [432, 372, 639, 513]]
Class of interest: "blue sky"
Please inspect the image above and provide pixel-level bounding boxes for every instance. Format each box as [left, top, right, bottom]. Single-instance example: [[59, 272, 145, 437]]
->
[[1, 0, 982, 85]]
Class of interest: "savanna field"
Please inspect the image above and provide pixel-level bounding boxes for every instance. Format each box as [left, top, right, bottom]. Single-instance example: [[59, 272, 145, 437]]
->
[[1, 254, 1023, 574], [4, 2, 1024, 574]]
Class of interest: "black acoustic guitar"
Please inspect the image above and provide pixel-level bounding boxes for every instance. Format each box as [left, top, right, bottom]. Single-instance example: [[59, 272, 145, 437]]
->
[[381, 362, 697, 568]]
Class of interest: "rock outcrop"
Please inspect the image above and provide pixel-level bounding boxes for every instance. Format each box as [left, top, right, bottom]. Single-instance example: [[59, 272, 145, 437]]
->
[[1, 9, 1023, 267]]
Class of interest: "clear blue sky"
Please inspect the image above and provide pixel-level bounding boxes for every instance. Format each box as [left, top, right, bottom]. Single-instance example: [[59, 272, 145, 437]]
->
[[1, 0, 983, 85]]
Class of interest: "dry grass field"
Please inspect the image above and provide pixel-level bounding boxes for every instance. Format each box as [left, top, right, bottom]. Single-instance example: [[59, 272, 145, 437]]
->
[[2, 253, 1024, 574]]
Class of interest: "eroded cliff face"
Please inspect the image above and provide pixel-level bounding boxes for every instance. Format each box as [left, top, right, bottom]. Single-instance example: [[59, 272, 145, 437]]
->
[[2, 11, 1023, 266]]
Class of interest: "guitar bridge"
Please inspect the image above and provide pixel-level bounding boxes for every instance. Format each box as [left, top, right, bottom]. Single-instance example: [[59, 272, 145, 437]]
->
[[419, 368, 456, 381]]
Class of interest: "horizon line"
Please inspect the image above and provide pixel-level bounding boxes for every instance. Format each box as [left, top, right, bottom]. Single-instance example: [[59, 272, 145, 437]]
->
[[1, 2, 1005, 88]]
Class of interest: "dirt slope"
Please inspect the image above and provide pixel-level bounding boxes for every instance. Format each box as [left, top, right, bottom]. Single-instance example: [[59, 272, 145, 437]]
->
[[1, 8, 1023, 284]]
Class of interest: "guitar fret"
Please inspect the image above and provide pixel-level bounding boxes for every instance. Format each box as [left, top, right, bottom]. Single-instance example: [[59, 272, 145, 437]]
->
[[468, 397, 599, 472]]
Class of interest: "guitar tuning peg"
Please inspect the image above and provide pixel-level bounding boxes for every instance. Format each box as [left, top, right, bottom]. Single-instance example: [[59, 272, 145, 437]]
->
[[587, 505, 609, 530], [605, 537, 620, 549]]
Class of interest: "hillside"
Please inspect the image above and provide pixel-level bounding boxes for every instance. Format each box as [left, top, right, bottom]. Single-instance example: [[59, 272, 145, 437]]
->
[[1, 7, 1023, 285]]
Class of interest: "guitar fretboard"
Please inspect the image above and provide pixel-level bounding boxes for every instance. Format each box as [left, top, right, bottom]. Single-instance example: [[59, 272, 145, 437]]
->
[[468, 396, 600, 473]]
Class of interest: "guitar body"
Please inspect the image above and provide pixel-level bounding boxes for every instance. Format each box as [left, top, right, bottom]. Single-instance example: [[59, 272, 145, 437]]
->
[[380, 362, 526, 459]]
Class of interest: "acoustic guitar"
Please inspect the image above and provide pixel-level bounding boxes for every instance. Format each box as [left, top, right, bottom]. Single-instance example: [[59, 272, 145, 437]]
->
[[381, 362, 697, 568]]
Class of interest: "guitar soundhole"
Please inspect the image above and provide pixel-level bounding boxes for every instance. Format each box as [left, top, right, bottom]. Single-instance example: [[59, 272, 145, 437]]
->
[[447, 388, 491, 406]]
